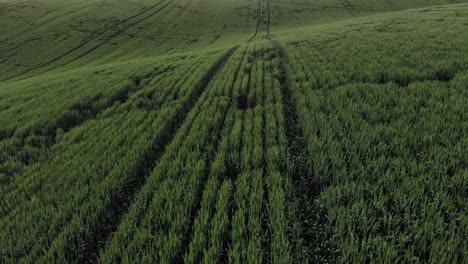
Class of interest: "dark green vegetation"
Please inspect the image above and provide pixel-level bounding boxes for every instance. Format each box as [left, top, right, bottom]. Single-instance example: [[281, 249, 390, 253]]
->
[[1, 0, 467, 263]]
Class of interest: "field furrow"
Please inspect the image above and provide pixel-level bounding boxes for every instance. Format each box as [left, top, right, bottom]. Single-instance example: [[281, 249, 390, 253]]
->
[[0, 48, 236, 262], [4, 0, 180, 82], [1, 1, 467, 263], [0, 57, 198, 216], [272, 39, 338, 262], [0, 69, 168, 183], [98, 45, 246, 263]]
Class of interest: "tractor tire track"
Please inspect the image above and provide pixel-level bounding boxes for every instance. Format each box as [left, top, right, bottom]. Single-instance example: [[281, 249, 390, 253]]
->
[[175, 46, 247, 263], [337, 0, 356, 16], [266, 0, 271, 36], [57, 0, 176, 67], [1, 0, 174, 82], [0, 0, 35, 9], [72, 46, 240, 264], [248, 0, 263, 42], [260, 46, 271, 264], [343, 0, 358, 15], [270, 39, 339, 263], [0, 65, 176, 220]]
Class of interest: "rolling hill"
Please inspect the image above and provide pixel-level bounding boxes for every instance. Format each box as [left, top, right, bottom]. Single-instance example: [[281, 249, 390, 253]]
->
[[0, 0, 467, 263]]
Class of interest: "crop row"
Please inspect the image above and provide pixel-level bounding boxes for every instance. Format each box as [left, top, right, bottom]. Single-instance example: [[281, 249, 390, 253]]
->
[[0, 50, 228, 263], [97, 40, 296, 263], [280, 16, 468, 262], [0, 56, 186, 182]]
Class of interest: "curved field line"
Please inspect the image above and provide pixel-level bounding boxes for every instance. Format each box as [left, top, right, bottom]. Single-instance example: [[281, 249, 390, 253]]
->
[[174, 46, 247, 263], [267, 0, 390, 12], [266, 0, 271, 36], [1, 0, 174, 82], [248, 0, 263, 42], [59, 0, 177, 65], [260, 44, 271, 262], [343, 0, 358, 14], [270, 38, 338, 262], [337, 0, 356, 16], [78, 46, 240, 263], [0, 0, 35, 9]]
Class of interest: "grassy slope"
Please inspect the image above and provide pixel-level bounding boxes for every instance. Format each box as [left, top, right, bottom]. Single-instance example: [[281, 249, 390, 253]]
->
[[1, 0, 468, 80], [276, 4, 468, 262], [0, 0, 257, 80], [0, 0, 467, 263], [5, 0, 462, 153]]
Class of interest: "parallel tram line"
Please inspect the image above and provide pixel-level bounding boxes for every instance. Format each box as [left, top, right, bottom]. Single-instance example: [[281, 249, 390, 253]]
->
[[266, 0, 271, 36], [271, 39, 339, 262], [271, 38, 312, 261], [174, 46, 247, 263], [0, 69, 162, 210], [0, 59, 197, 220], [248, 0, 263, 42], [1, 0, 176, 82], [259, 43, 272, 264], [74, 46, 240, 264], [336, 0, 355, 16], [343, 0, 359, 14], [0, 49, 237, 263], [228, 44, 256, 263], [92, 46, 247, 264]]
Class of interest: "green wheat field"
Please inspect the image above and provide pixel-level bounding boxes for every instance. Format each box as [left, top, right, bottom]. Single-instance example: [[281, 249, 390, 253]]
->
[[0, 0, 467, 263]]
